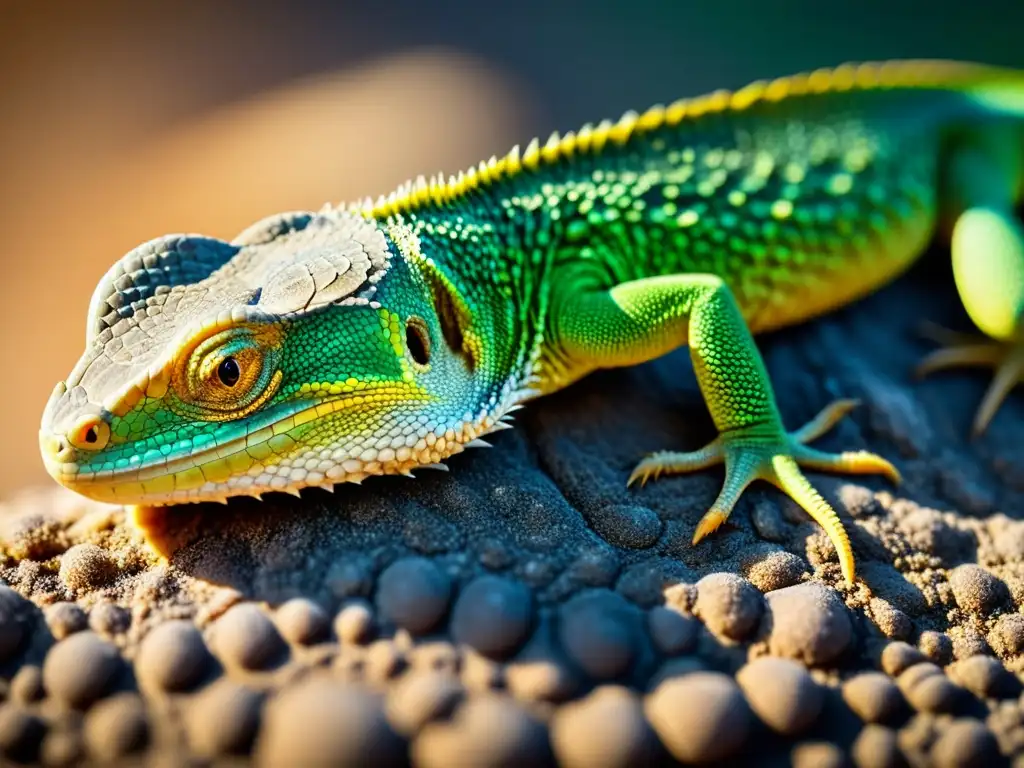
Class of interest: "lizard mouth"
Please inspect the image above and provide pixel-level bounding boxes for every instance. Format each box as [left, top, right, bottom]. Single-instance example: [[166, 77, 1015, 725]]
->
[[40, 385, 438, 505]]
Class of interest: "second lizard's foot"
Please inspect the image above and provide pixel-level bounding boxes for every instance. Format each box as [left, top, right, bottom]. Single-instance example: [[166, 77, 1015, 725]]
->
[[916, 322, 1024, 437], [627, 399, 900, 585]]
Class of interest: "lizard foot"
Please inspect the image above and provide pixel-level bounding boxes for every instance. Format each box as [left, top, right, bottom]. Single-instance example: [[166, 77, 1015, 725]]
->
[[628, 399, 900, 585], [916, 322, 1024, 437]]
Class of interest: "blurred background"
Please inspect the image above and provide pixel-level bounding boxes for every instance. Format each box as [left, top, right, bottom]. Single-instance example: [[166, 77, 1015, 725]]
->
[[2, 0, 1023, 497]]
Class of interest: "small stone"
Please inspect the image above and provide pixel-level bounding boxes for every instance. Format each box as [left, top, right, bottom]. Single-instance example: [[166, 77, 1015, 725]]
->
[[58, 544, 118, 593], [40, 729, 83, 766], [376, 557, 452, 635], [898, 662, 963, 713], [386, 672, 463, 735], [766, 583, 852, 666], [736, 657, 824, 735], [551, 686, 662, 768], [365, 640, 406, 682], [646, 607, 697, 655], [461, 649, 503, 692], [695, 573, 763, 641], [869, 597, 912, 640], [881, 641, 926, 677], [88, 601, 130, 636], [952, 629, 993, 660], [43, 632, 122, 708], [334, 599, 375, 645], [210, 603, 287, 670], [558, 590, 646, 680], [275, 598, 330, 645], [9, 666, 43, 704], [84, 693, 148, 761], [948, 655, 1020, 700], [743, 551, 808, 593], [852, 725, 904, 768], [186, 680, 263, 757], [919, 631, 953, 666], [842, 672, 906, 724], [43, 602, 87, 640], [587, 504, 662, 550], [413, 695, 553, 768], [450, 575, 533, 659], [257, 678, 404, 767], [0, 705, 45, 763], [792, 741, 846, 768], [989, 613, 1024, 655], [0, 587, 26, 660], [136, 620, 212, 692], [948, 564, 1009, 616], [645, 672, 751, 763], [930, 719, 1000, 767]]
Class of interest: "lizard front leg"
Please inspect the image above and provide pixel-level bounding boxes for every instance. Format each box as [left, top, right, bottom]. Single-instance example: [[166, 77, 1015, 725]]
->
[[554, 274, 900, 585], [918, 140, 1024, 436]]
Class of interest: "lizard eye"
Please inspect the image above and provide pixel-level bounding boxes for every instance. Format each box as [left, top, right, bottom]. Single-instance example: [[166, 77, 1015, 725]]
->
[[175, 328, 282, 416]]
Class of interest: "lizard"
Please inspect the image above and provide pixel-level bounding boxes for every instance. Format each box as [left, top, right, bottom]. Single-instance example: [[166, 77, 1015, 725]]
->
[[39, 59, 1024, 586]]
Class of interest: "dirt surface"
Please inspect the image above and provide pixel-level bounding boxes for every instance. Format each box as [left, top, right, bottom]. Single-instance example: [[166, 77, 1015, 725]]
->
[[1, 255, 1023, 766]]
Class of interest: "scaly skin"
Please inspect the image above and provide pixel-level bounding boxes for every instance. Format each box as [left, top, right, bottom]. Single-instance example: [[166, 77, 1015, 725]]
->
[[40, 60, 1024, 585]]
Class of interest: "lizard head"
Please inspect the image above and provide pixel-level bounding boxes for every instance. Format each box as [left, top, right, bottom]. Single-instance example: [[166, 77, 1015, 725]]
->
[[39, 209, 499, 505]]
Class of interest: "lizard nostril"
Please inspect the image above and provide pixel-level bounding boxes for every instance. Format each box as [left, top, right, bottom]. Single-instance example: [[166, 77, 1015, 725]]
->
[[67, 416, 111, 452]]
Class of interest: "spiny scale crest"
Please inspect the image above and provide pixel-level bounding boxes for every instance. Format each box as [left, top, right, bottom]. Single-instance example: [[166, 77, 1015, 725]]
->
[[362, 59, 1012, 220]]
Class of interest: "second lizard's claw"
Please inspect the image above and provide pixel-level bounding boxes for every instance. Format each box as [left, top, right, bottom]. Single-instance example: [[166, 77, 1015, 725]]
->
[[629, 399, 900, 586], [916, 326, 1024, 437]]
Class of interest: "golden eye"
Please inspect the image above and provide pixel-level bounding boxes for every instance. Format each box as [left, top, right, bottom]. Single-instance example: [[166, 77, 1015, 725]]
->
[[173, 326, 283, 418]]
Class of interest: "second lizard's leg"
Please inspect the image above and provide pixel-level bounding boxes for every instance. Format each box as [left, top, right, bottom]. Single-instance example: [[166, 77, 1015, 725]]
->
[[554, 274, 899, 585], [918, 139, 1024, 436]]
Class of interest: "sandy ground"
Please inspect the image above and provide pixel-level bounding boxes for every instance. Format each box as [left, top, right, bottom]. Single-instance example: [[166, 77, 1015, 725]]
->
[[0, 254, 1023, 766]]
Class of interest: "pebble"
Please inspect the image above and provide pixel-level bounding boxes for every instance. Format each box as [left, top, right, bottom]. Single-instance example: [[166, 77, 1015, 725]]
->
[[897, 662, 963, 713], [948, 564, 1009, 616], [869, 597, 912, 640], [186, 680, 263, 757], [551, 686, 662, 768], [842, 672, 906, 724], [413, 695, 553, 768], [851, 725, 905, 768], [39, 729, 83, 767], [376, 557, 452, 635], [58, 544, 118, 593], [88, 601, 130, 635], [645, 671, 751, 763], [10, 665, 43, 704], [83, 693, 148, 761], [558, 590, 646, 680], [792, 741, 847, 768], [881, 642, 926, 677], [0, 586, 25, 661], [42, 631, 122, 708], [275, 598, 330, 645], [257, 678, 404, 767], [450, 575, 534, 658], [919, 631, 954, 666], [135, 620, 213, 692], [365, 640, 407, 682], [386, 671, 464, 735], [43, 602, 87, 641], [646, 606, 697, 655], [930, 719, 1000, 767], [334, 599, 375, 645], [211, 603, 288, 670], [695, 572, 763, 641], [949, 655, 1020, 699], [736, 657, 824, 735], [743, 550, 809, 593], [587, 504, 662, 550], [0, 705, 45, 763], [765, 583, 853, 666], [990, 612, 1024, 655]]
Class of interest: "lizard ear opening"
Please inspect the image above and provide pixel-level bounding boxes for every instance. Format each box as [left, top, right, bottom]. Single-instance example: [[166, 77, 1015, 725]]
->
[[419, 263, 476, 373]]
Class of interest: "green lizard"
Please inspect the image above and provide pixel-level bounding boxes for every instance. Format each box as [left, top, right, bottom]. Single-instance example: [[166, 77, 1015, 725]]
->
[[40, 60, 1024, 585]]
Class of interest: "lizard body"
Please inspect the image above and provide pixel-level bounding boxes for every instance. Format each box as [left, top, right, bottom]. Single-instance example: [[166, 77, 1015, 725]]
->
[[40, 60, 1024, 584]]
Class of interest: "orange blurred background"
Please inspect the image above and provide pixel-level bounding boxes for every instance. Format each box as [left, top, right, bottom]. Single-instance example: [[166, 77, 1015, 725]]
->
[[3, 1, 1023, 497]]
